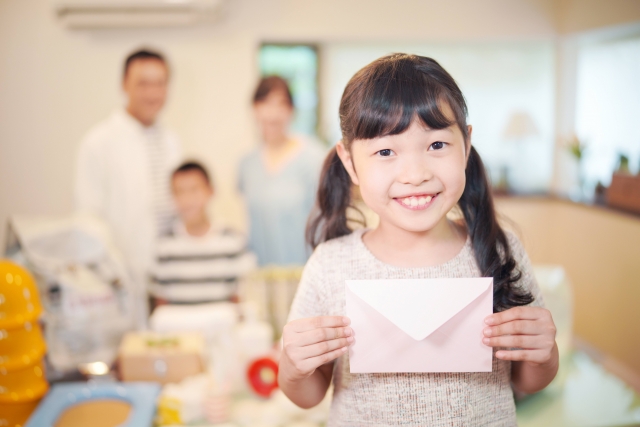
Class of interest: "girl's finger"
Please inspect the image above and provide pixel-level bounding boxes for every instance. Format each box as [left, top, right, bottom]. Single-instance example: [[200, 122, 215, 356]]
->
[[286, 316, 350, 333], [296, 327, 353, 346], [485, 306, 546, 326], [483, 320, 540, 337], [297, 337, 354, 359], [482, 334, 540, 349], [297, 346, 349, 373], [494, 349, 548, 363]]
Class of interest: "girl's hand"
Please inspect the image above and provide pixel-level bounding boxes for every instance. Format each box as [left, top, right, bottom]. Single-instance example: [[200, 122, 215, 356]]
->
[[280, 316, 354, 382], [483, 307, 557, 365]]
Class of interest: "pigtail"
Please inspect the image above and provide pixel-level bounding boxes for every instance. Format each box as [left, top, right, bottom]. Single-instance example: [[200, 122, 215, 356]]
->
[[459, 146, 534, 312], [306, 147, 353, 248]]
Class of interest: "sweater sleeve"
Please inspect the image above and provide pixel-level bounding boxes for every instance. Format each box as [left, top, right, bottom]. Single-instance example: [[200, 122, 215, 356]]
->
[[287, 244, 329, 322]]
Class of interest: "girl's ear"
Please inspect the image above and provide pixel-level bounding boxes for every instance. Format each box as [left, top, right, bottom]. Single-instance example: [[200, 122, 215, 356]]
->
[[336, 140, 360, 186], [465, 125, 473, 163]]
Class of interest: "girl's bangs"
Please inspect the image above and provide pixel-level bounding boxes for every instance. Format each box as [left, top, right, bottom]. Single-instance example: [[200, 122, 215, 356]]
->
[[350, 59, 466, 141]]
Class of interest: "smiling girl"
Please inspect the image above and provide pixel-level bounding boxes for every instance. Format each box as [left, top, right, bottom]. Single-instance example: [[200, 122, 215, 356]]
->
[[278, 54, 559, 426]]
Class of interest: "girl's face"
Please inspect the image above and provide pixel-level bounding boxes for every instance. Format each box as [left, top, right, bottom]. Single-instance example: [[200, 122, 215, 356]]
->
[[338, 114, 470, 234]]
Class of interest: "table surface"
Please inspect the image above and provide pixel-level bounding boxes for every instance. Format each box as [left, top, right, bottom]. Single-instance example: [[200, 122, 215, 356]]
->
[[158, 350, 640, 427], [516, 351, 640, 427]]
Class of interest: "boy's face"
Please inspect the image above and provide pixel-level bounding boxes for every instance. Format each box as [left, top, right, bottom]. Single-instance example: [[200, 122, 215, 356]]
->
[[172, 170, 213, 224]]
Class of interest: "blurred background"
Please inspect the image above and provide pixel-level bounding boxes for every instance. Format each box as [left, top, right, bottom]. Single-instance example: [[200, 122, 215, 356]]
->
[[2, 0, 640, 237], [1, 1, 640, 426]]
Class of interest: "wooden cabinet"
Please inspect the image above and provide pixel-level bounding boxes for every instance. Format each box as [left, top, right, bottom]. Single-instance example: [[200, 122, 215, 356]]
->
[[607, 173, 640, 215], [495, 196, 640, 378]]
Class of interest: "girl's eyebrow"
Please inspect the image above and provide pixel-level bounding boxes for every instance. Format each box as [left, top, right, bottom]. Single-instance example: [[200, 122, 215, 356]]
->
[[363, 136, 396, 145], [424, 126, 455, 135], [361, 125, 456, 145]]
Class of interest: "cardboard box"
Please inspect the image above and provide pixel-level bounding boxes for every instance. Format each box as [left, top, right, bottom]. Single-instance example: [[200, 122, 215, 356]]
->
[[607, 173, 640, 215], [118, 332, 205, 384]]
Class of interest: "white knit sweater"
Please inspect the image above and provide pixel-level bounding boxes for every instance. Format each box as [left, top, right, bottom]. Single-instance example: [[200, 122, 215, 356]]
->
[[288, 228, 543, 427]]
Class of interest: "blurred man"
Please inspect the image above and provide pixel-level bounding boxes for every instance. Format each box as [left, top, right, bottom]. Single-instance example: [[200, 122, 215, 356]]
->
[[75, 49, 181, 327]]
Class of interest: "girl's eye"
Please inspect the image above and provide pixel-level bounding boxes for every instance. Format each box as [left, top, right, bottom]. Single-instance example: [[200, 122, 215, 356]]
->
[[376, 149, 394, 157], [429, 141, 447, 151]]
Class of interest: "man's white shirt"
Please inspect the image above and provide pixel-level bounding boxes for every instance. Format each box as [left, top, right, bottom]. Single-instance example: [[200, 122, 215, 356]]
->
[[75, 108, 181, 325]]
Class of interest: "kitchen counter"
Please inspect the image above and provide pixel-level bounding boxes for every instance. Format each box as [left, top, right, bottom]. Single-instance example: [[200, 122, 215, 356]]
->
[[495, 195, 640, 384]]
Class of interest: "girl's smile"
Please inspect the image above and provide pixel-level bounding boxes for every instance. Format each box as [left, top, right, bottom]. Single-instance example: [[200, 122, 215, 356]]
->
[[394, 192, 439, 210]]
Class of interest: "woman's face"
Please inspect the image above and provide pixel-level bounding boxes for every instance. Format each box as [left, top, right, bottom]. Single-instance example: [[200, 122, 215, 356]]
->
[[253, 90, 294, 143]]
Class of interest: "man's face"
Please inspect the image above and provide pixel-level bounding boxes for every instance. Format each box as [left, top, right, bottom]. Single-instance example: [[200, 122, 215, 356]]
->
[[171, 170, 213, 224], [123, 58, 168, 126]]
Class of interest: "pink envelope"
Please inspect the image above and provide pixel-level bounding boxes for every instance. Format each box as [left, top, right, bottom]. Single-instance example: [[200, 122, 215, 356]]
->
[[346, 278, 493, 373]]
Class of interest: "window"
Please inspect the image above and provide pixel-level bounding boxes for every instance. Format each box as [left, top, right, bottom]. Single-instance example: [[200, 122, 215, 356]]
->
[[575, 35, 640, 188], [321, 42, 555, 192], [258, 44, 320, 138]]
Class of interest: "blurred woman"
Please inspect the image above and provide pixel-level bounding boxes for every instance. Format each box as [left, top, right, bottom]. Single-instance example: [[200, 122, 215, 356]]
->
[[238, 76, 325, 266]]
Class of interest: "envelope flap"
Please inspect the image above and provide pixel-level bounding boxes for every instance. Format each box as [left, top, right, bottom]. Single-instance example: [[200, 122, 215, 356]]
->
[[346, 278, 492, 341]]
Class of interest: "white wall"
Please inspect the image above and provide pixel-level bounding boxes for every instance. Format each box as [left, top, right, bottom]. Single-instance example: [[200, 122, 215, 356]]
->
[[558, 0, 640, 33], [0, 1, 260, 246], [3, 0, 639, 247], [0, 0, 565, 246]]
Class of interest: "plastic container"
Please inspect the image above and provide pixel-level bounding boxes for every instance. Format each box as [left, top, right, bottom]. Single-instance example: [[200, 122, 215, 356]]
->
[[204, 375, 232, 424], [0, 359, 49, 403], [0, 260, 43, 329], [235, 302, 274, 362], [0, 398, 42, 427], [0, 320, 46, 371]]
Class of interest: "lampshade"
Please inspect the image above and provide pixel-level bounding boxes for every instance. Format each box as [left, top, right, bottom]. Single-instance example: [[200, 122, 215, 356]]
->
[[502, 111, 539, 140]]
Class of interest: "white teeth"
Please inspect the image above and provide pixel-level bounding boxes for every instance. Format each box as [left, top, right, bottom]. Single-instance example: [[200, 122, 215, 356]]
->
[[399, 195, 435, 207]]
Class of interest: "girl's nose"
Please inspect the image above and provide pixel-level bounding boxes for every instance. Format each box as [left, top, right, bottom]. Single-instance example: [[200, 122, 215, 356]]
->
[[398, 157, 433, 186]]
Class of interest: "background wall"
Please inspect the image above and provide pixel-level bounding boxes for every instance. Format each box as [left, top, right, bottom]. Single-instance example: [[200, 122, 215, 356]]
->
[[0, 0, 564, 246], [321, 41, 556, 191], [3, 0, 640, 244], [1, 0, 640, 267]]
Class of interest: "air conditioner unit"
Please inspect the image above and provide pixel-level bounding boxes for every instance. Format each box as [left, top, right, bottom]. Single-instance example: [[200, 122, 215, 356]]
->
[[53, 0, 226, 29]]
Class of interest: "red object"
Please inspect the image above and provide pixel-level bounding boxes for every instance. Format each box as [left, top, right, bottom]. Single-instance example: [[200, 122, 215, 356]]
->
[[247, 357, 279, 398]]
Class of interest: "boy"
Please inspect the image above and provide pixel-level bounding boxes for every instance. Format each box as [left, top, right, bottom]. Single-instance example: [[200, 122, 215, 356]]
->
[[149, 161, 256, 304]]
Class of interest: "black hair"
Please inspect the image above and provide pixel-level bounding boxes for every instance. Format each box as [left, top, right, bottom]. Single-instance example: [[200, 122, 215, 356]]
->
[[172, 161, 212, 186], [123, 49, 168, 79], [253, 76, 294, 107], [307, 53, 533, 312]]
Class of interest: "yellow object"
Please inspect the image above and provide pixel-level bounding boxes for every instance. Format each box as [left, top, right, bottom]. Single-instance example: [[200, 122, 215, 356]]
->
[[0, 398, 42, 427], [0, 359, 49, 403], [0, 321, 47, 371], [156, 396, 183, 425], [0, 260, 43, 329], [0, 260, 48, 425]]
